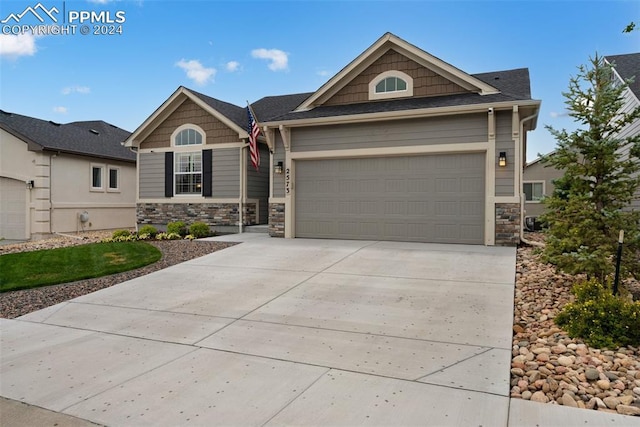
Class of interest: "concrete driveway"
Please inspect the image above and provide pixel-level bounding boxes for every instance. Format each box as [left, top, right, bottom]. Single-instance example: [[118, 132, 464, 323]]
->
[[4, 234, 633, 426]]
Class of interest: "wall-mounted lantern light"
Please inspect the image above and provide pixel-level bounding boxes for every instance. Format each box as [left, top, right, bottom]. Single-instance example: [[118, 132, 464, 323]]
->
[[26, 180, 34, 189], [274, 161, 284, 174], [498, 152, 507, 167]]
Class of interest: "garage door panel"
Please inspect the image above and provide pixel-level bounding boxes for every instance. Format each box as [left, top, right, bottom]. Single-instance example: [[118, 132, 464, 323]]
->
[[0, 177, 27, 240], [295, 153, 485, 244]]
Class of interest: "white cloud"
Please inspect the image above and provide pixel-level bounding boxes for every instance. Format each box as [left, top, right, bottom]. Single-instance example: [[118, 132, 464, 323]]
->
[[61, 85, 91, 95], [53, 106, 68, 114], [175, 59, 216, 85], [0, 33, 37, 58], [316, 70, 330, 77], [550, 111, 569, 118], [225, 61, 240, 72], [251, 48, 288, 71]]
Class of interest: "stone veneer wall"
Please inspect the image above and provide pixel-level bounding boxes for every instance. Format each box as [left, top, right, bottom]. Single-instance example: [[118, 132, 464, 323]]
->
[[137, 203, 259, 228], [268, 203, 285, 237], [495, 203, 520, 246]]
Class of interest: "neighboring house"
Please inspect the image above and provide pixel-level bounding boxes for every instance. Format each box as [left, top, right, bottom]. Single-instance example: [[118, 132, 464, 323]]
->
[[128, 32, 540, 245], [124, 87, 270, 232], [0, 112, 135, 240], [523, 52, 640, 224], [522, 153, 564, 218], [606, 53, 640, 211]]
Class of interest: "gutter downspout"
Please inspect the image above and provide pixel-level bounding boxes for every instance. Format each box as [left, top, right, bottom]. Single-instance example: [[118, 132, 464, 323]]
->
[[519, 111, 545, 248]]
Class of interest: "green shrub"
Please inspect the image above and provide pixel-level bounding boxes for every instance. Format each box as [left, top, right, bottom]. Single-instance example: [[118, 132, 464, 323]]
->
[[167, 221, 187, 237], [189, 222, 210, 238], [112, 229, 131, 239], [138, 225, 158, 238], [156, 232, 182, 241], [555, 279, 640, 349]]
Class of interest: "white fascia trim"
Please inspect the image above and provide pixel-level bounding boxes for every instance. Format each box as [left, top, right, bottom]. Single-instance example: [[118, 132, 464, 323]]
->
[[137, 198, 240, 204], [290, 142, 488, 161], [268, 100, 541, 128], [138, 142, 244, 153]]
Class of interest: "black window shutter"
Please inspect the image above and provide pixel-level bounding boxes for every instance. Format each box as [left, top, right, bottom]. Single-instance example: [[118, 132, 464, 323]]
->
[[202, 149, 212, 197], [164, 152, 173, 197]]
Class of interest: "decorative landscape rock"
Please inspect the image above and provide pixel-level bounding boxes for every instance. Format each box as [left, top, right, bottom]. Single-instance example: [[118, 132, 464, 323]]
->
[[512, 236, 640, 416]]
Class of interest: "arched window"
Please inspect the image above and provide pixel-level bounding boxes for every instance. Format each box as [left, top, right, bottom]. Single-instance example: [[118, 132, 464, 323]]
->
[[369, 70, 414, 100], [174, 127, 203, 146]]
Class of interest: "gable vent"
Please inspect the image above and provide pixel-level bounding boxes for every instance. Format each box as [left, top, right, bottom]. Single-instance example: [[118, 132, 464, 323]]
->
[[89, 129, 100, 135]]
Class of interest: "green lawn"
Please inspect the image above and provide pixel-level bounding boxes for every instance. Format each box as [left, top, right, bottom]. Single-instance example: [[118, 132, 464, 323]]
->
[[0, 241, 162, 293]]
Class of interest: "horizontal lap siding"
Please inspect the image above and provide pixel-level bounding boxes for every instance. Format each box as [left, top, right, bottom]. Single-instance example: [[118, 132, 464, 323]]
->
[[273, 135, 286, 198], [213, 148, 239, 198], [139, 153, 165, 198], [247, 144, 270, 223], [495, 111, 515, 196], [291, 114, 487, 152]]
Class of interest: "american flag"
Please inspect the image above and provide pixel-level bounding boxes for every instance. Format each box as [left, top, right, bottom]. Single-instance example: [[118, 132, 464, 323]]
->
[[247, 106, 260, 171]]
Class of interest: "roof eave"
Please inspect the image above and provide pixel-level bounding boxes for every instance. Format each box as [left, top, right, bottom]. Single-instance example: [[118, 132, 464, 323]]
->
[[265, 99, 541, 128]]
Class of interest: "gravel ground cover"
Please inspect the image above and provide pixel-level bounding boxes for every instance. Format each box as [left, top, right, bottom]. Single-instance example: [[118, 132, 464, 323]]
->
[[0, 231, 235, 319], [512, 233, 640, 416]]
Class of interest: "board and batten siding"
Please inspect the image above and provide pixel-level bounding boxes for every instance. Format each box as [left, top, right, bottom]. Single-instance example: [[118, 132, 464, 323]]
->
[[290, 114, 488, 152], [212, 148, 240, 198], [139, 152, 165, 198], [495, 111, 515, 197], [247, 144, 270, 223]]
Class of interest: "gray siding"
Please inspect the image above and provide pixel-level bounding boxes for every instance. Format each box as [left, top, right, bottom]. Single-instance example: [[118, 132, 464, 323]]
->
[[139, 152, 165, 199], [247, 144, 270, 223], [290, 114, 487, 152], [213, 148, 240, 198], [273, 135, 286, 198], [495, 111, 515, 196], [523, 160, 565, 217]]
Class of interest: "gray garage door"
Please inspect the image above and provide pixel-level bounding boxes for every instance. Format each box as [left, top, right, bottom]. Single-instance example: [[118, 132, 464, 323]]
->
[[0, 177, 27, 240], [295, 153, 485, 244]]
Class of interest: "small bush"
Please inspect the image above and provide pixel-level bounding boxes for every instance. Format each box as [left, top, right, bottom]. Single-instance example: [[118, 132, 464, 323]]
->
[[112, 229, 131, 239], [137, 233, 151, 241], [167, 221, 187, 237], [555, 279, 640, 349], [138, 225, 158, 238], [189, 222, 210, 238], [156, 232, 182, 241]]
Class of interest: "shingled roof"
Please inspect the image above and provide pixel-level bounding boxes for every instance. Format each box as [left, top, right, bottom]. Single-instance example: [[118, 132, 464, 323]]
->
[[187, 88, 249, 130], [0, 111, 134, 162], [258, 68, 534, 122], [606, 53, 640, 99]]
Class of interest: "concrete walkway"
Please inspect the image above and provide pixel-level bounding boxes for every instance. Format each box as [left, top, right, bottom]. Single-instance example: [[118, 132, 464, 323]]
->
[[1, 234, 638, 426]]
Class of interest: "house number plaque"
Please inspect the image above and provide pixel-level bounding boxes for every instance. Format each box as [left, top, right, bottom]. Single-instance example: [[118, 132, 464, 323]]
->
[[285, 168, 291, 194]]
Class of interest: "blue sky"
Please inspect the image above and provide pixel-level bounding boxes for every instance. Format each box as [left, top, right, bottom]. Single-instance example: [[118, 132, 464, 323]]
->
[[1, 0, 638, 161]]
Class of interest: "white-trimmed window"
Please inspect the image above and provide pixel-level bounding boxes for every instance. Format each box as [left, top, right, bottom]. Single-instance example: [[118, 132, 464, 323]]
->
[[369, 70, 414, 100], [524, 181, 545, 202], [175, 152, 202, 195], [172, 124, 205, 146], [108, 167, 120, 192], [90, 164, 104, 191]]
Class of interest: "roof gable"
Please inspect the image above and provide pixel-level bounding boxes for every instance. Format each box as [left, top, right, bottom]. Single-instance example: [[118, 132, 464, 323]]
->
[[605, 53, 640, 100], [296, 32, 499, 112], [0, 110, 134, 162], [125, 86, 248, 148]]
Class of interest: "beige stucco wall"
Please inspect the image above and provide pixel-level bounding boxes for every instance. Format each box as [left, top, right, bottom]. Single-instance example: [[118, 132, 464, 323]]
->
[[49, 153, 136, 233], [523, 160, 564, 217]]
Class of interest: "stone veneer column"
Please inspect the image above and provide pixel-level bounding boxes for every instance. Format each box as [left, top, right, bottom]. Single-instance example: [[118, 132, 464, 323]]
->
[[136, 203, 239, 228], [495, 203, 520, 246], [268, 203, 285, 237]]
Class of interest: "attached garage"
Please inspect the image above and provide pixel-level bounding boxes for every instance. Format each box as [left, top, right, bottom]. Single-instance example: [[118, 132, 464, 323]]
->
[[0, 177, 27, 240], [295, 153, 485, 244]]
